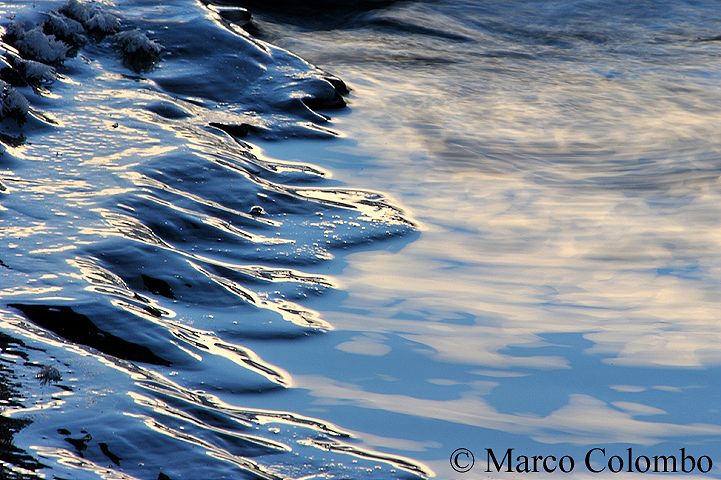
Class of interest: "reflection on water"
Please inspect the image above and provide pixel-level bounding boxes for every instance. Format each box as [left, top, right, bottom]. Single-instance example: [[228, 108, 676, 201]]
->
[[247, 0, 721, 478]]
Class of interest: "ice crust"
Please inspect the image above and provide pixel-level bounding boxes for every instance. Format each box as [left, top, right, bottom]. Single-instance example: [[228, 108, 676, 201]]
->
[[0, 1, 162, 121]]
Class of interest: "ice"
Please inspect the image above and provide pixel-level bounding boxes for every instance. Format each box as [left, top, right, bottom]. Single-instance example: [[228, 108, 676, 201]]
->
[[17, 58, 56, 85], [43, 11, 87, 48], [0, 80, 29, 120], [60, 0, 95, 24], [60, 0, 120, 35], [114, 30, 162, 71], [6, 24, 69, 64], [86, 11, 121, 34], [0, 2, 163, 122]]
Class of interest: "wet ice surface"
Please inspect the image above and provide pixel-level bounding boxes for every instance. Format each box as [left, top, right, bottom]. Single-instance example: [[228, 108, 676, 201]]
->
[[0, 1, 426, 479], [4, 0, 721, 479]]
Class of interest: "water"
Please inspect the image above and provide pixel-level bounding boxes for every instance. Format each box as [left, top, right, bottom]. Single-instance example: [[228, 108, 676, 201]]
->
[[2, 0, 721, 479]]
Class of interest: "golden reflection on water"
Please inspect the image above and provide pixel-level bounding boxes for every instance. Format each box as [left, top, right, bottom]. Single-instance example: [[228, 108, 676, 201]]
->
[[338, 169, 721, 369], [245, 17, 721, 471], [291, 41, 721, 372]]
